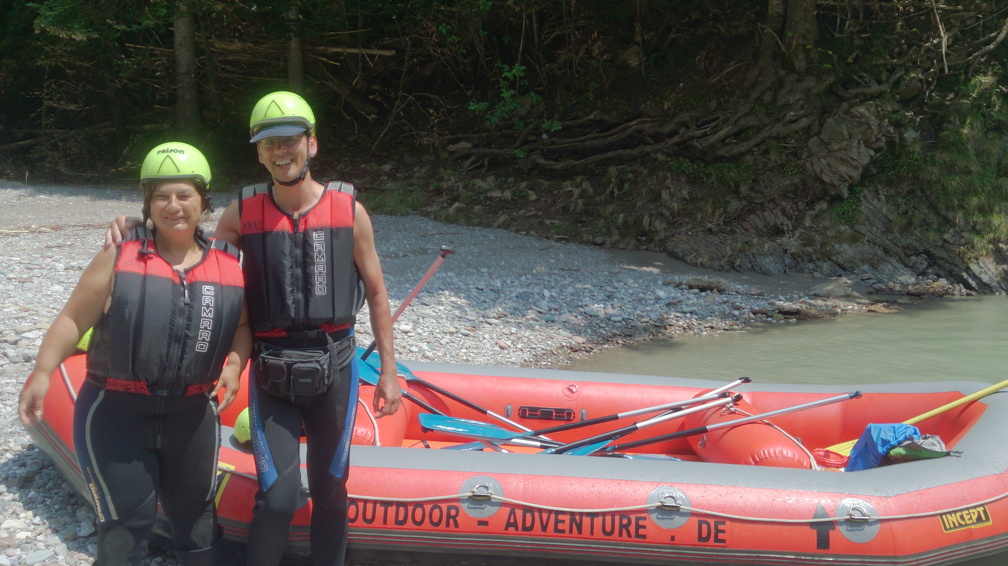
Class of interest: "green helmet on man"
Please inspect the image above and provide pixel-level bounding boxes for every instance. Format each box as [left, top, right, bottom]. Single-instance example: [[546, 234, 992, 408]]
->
[[140, 142, 212, 190], [249, 91, 316, 143]]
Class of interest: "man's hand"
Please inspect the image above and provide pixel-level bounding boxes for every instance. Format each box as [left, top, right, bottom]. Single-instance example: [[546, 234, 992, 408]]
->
[[104, 215, 142, 248], [372, 371, 403, 418]]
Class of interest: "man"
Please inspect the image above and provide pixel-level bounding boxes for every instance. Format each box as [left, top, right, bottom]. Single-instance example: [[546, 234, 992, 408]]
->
[[109, 91, 402, 566], [228, 90, 403, 566]]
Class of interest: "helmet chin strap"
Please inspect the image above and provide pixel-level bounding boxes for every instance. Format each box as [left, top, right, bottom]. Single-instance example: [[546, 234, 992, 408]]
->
[[275, 157, 311, 186]]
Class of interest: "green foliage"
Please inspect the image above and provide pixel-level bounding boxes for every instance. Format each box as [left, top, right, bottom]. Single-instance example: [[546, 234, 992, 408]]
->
[[359, 181, 432, 216], [469, 63, 543, 130], [437, 23, 466, 54], [29, 0, 98, 40], [542, 119, 561, 133], [872, 69, 1008, 258], [829, 187, 863, 225]]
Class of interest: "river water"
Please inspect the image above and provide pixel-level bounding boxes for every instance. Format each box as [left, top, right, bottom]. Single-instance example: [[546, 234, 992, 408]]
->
[[565, 295, 1008, 386], [565, 295, 1008, 565]]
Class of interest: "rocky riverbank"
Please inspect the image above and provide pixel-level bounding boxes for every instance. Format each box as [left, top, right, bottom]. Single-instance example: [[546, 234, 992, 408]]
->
[[0, 181, 915, 565]]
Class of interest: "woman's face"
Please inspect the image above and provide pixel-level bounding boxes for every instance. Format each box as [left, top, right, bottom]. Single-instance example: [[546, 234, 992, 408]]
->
[[147, 181, 205, 234]]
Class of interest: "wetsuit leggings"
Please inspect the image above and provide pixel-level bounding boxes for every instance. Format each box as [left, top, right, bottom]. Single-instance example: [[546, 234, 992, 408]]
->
[[73, 381, 220, 566], [246, 357, 355, 566]]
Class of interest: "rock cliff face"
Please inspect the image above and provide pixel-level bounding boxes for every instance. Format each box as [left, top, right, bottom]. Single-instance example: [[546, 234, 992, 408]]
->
[[806, 102, 895, 199], [660, 207, 1002, 297], [653, 102, 1008, 296]]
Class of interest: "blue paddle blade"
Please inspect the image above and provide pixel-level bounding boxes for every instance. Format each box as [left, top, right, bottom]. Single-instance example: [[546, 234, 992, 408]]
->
[[442, 441, 493, 451], [357, 353, 380, 386], [562, 440, 612, 456], [418, 414, 560, 448], [396, 361, 418, 380], [356, 346, 420, 381], [419, 413, 516, 440]]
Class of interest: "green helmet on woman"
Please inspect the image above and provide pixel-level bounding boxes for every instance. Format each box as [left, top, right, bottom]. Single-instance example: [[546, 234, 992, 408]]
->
[[249, 91, 316, 143], [140, 141, 212, 190]]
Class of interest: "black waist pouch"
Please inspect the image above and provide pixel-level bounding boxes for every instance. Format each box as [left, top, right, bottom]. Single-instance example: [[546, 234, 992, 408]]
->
[[254, 334, 355, 399]]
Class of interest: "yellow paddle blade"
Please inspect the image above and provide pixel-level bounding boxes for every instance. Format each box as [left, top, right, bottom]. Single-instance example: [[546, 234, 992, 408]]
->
[[825, 439, 857, 457], [825, 377, 1008, 458]]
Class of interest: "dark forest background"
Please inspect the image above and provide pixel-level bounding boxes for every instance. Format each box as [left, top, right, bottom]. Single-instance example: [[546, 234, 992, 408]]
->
[[2, 1, 1008, 293]]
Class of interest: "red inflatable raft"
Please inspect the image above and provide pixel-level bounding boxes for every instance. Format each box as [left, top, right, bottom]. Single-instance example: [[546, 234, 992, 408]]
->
[[23, 351, 1008, 565]]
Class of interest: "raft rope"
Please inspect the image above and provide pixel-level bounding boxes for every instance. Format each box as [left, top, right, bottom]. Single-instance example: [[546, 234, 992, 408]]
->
[[59, 364, 77, 403], [214, 464, 1008, 524], [356, 398, 381, 446], [650, 488, 1008, 525]]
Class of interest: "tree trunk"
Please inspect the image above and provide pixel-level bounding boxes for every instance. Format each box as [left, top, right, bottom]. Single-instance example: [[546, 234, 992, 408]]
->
[[99, 51, 127, 139], [286, 5, 305, 92], [199, 17, 221, 118], [746, 0, 785, 88], [174, 12, 200, 141], [784, 0, 818, 68]]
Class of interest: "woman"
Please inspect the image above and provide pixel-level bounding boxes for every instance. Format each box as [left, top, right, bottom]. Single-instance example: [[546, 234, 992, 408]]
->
[[19, 141, 251, 566]]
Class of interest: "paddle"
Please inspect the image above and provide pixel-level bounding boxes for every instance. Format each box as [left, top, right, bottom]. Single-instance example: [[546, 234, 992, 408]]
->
[[356, 246, 454, 415], [527, 377, 750, 437], [361, 246, 454, 362], [825, 377, 1008, 456], [368, 358, 547, 438], [411, 377, 748, 448], [358, 358, 446, 416], [605, 391, 862, 454], [418, 413, 563, 448], [419, 395, 738, 451], [544, 394, 742, 455]]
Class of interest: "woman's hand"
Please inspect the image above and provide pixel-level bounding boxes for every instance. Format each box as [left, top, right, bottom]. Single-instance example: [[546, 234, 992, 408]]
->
[[212, 367, 241, 414], [19, 371, 51, 425]]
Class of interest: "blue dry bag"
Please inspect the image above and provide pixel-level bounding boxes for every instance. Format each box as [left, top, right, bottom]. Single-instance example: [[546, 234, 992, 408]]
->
[[845, 423, 921, 472]]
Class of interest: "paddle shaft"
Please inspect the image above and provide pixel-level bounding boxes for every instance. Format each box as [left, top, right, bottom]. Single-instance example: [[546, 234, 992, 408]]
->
[[530, 377, 749, 436], [826, 377, 1008, 455], [906, 378, 1008, 425], [608, 391, 862, 453], [548, 395, 742, 454], [361, 246, 455, 361], [357, 246, 455, 415]]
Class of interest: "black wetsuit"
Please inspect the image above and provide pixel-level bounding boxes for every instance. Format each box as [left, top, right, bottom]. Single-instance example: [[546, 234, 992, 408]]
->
[[245, 333, 358, 566], [74, 382, 220, 565]]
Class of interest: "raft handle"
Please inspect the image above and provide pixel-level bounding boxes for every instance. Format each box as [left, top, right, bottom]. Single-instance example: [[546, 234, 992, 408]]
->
[[657, 493, 682, 511], [845, 505, 873, 523], [468, 483, 495, 501]]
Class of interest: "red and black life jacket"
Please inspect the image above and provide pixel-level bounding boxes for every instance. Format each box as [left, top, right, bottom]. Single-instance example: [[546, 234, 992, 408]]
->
[[238, 181, 364, 338], [86, 227, 245, 392]]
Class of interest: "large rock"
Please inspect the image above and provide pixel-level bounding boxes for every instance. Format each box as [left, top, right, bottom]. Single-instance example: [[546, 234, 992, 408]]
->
[[806, 102, 895, 197]]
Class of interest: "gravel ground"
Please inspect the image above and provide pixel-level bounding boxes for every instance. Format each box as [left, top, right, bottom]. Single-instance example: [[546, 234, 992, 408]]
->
[[0, 181, 890, 565]]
